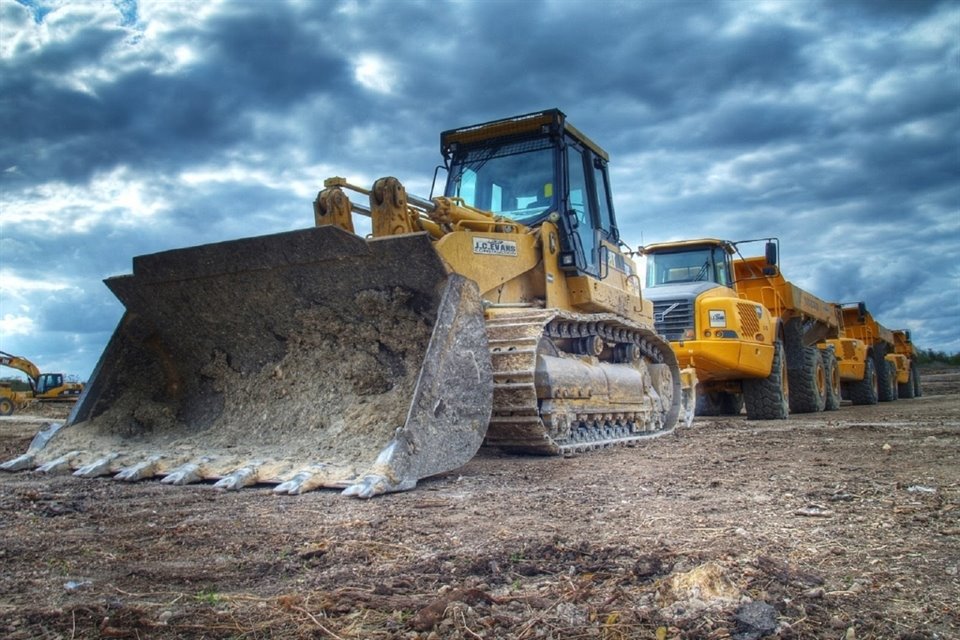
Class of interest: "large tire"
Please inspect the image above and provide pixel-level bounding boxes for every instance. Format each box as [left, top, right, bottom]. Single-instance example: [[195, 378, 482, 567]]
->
[[696, 392, 744, 416], [877, 360, 897, 402], [898, 363, 916, 399], [848, 356, 878, 405], [912, 362, 922, 397], [743, 340, 789, 420], [0, 397, 13, 416], [821, 349, 841, 411], [875, 349, 897, 402], [788, 346, 827, 413]]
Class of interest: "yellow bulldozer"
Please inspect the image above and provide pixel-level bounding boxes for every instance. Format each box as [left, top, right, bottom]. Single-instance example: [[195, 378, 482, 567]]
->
[[2, 109, 694, 497], [0, 351, 85, 416]]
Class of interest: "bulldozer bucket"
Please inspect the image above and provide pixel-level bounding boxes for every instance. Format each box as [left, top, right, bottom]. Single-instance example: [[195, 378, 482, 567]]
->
[[1, 227, 493, 497]]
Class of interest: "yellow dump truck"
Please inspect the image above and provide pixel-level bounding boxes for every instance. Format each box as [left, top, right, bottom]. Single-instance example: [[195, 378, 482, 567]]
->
[[2, 109, 693, 498], [830, 303, 917, 403], [644, 238, 922, 418], [731, 246, 843, 414], [642, 239, 784, 419], [893, 329, 922, 398]]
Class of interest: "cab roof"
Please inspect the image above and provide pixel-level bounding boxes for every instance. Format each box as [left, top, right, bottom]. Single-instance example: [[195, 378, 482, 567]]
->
[[642, 238, 735, 254], [440, 109, 609, 161]]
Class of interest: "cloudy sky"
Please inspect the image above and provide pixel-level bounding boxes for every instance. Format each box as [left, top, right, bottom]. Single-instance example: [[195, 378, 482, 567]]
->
[[1, 0, 958, 380]]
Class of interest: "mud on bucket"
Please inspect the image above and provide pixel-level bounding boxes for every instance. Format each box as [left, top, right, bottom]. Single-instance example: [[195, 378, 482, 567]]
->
[[2, 227, 493, 497]]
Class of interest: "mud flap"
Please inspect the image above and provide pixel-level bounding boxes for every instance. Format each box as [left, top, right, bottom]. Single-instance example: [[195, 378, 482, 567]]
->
[[1, 227, 493, 497]]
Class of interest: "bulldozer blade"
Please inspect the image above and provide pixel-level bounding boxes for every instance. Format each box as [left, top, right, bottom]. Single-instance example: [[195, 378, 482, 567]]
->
[[3, 227, 493, 497]]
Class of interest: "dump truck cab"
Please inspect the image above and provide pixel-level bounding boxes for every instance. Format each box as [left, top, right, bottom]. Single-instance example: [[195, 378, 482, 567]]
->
[[642, 239, 776, 378], [642, 238, 782, 419]]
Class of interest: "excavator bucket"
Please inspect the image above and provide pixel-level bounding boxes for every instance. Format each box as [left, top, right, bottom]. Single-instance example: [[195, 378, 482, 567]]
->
[[1, 227, 493, 497]]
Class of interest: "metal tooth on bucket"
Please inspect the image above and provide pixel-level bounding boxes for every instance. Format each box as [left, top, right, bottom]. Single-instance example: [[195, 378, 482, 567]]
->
[[0, 227, 494, 498]]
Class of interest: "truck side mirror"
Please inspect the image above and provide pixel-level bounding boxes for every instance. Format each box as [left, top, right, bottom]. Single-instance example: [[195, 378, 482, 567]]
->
[[858, 301, 867, 322], [765, 241, 777, 266]]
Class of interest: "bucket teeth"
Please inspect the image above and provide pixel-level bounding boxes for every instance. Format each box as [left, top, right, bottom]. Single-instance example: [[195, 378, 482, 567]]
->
[[273, 471, 312, 495], [161, 458, 212, 486], [0, 453, 36, 472], [273, 464, 336, 495], [36, 451, 81, 474], [74, 454, 120, 478], [214, 464, 260, 491], [342, 474, 417, 499], [114, 455, 163, 482]]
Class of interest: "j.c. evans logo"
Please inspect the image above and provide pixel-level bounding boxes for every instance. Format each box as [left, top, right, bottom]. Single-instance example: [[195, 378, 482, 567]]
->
[[472, 237, 518, 257]]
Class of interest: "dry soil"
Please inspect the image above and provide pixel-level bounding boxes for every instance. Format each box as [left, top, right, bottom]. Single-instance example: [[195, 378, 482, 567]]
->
[[0, 369, 957, 639]]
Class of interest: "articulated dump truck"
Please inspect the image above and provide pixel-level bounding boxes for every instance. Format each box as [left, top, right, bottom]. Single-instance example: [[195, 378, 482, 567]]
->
[[1, 109, 694, 497], [641, 239, 785, 420], [829, 304, 921, 403], [731, 247, 844, 415], [642, 238, 921, 420]]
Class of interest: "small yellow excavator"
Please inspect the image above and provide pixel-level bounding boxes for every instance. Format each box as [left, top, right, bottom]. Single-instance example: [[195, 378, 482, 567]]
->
[[0, 351, 85, 415], [2, 109, 694, 497]]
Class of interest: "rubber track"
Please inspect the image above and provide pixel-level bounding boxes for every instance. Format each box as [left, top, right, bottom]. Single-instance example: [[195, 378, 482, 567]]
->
[[483, 310, 680, 455]]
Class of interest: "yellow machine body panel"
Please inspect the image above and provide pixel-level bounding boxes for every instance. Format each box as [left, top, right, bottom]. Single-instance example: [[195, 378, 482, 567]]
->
[[733, 257, 840, 332], [669, 285, 776, 382], [825, 337, 868, 382], [841, 306, 895, 346]]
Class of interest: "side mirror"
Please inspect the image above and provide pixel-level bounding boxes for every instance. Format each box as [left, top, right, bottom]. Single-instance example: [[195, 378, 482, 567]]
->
[[857, 301, 867, 322], [765, 241, 778, 266]]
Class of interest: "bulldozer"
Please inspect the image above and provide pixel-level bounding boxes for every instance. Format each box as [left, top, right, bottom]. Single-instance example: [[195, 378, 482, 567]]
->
[[1, 109, 694, 497], [0, 351, 85, 416]]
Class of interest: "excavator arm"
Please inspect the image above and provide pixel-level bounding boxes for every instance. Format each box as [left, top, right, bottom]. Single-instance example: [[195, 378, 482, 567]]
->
[[0, 351, 41, 389]]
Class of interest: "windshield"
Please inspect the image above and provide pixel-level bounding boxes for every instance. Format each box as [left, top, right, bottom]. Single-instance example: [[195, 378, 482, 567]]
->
[[444, 137, 556, 225], [646, 246, 730, 288]]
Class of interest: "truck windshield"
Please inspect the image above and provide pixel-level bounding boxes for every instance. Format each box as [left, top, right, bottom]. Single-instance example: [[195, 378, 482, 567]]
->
[[646, 247, 729, 287], [445, 137, 556, 225]]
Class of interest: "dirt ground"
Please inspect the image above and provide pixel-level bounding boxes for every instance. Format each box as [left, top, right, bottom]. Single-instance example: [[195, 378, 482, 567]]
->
[[0, 369, 957, 640]]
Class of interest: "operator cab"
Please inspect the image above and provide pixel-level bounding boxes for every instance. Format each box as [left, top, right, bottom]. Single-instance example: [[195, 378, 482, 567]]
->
[[644, 240, 735, 289], [441, 109, 618, 278], [35, 373, 64, 395]]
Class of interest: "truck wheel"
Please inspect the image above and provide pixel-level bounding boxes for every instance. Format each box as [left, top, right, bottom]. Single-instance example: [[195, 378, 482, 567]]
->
[[875, 349, 896, 402], [821, 349, 841, 411], [912, 362, 922, 397], [0, 397, 13, 416], [898, 363, 916, 399], [743, 340, 789, 420], [848, 356, 878, 405], [788, 346, 827, 413]]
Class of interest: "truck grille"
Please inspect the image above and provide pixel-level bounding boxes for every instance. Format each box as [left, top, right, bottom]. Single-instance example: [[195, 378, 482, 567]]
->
[[738, 302, 761, 336], [652, 299, 694, 341]]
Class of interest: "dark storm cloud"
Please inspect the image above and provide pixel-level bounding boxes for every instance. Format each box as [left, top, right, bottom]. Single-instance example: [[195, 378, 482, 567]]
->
[[0, 0, 354, 185]]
